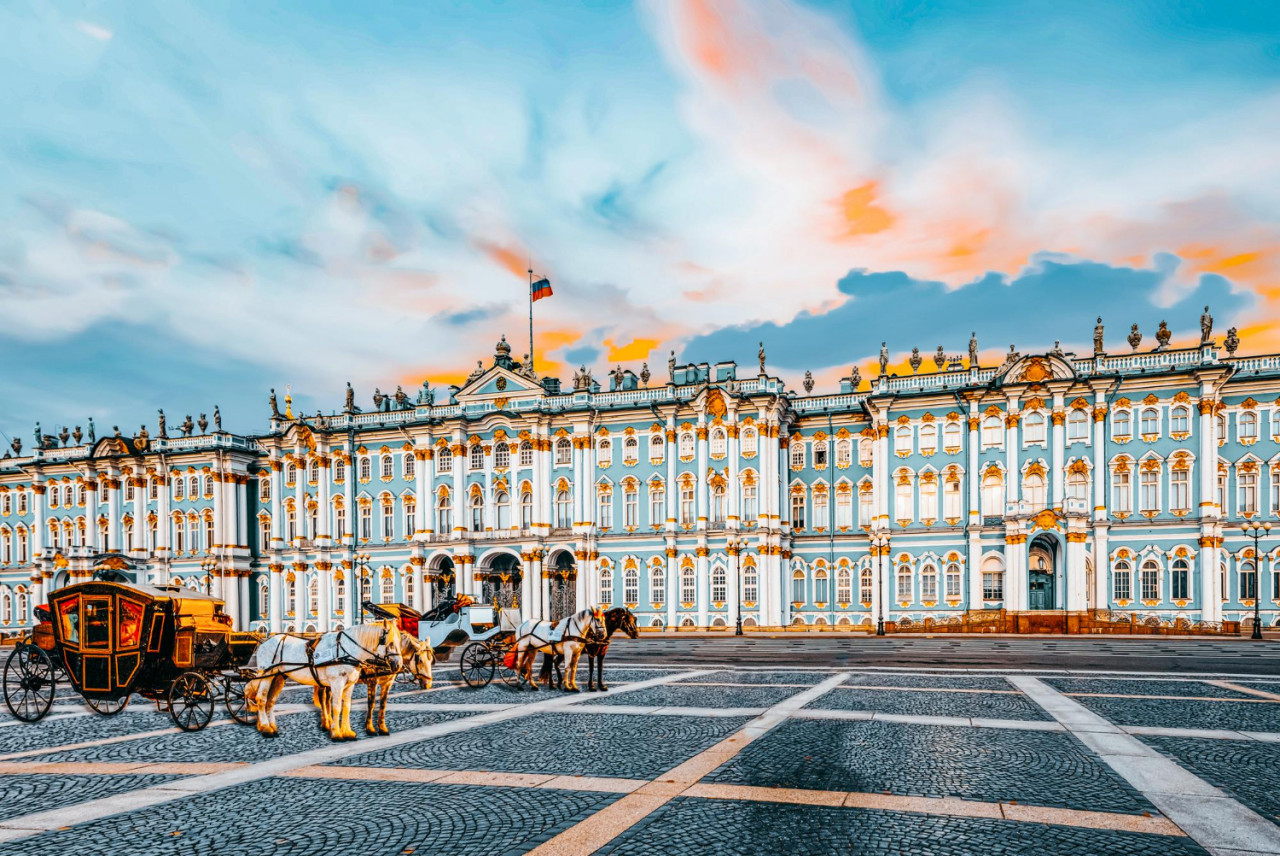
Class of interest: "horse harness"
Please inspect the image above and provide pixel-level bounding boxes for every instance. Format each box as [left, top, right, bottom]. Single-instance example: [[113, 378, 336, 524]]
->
[[257, 625, 398, 683], [522, 611, 604, 656]]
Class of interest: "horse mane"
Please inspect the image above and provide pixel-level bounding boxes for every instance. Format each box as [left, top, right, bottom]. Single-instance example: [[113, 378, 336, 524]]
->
[[346, 620, 399, 655]]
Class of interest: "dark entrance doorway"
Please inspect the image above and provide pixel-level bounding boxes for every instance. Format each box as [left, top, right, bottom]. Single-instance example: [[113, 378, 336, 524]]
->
[[548, 551, 577, 621], [1028, 536, 1056, 610], [480, 554, 521, 609], [431, 557, 456, 603]]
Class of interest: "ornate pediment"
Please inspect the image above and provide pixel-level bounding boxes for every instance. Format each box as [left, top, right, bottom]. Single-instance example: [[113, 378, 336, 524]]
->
[[455, 365, 544, 402], [995, 354, 1077, 386]]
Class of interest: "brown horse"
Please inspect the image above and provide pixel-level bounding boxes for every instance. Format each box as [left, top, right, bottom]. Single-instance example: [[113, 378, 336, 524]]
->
[[540, 607, 639, 691]]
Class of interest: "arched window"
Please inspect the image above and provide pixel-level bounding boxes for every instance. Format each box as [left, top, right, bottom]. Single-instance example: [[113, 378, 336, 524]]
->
[[15, 588, 27, 623], [859, 437, 874, 463], [469, 445, 484, 470], [894, 476, 913, 522], [859, 567, 873, 603], [650, 481, 666, 527], [1067, 469, 1088, 502], [711, 565, 727, 603], [859, 484, 874, 526], [520, 491, 533, 529], [623, 483, 639, 528], [404, 452, 416, 480], [921, 422, 942, 452], [519, 441, 533, 467], [1023, 412, 1046, 444], [835, 567, 852, 604], [1113, 560, 1132, 601], [1170, 406, 1190, 435], [981, 417, 1003, 448], [894, 426, 912, 455], [835, 438, 852, 468], [599, 566, 613, 607], [680, 566, 696, 604], [1067, 408, 1089, 442], [494, 491, 510, 530], [555, 438, 572, 465], [649, 434, 665, 462], [982, 556, 1004, 601], [743, 564, 758, 604], [258, 516, 270, 549], [285, 577, 297, 615], [813, 440, 828, 468], [710, 428, 726, 458], [436, 489, 452, 533], [286, 463, 297, 487], [334, 458, 346, 482], [1114, 411, 1132, 439], [791, 570, 806, 604], [381, 572, 394, 604], [1023, 471, 1046, 508], [359, 457, 372, 481], [981, 471, 1004, 517], [791, 491, 806, 529], [896, 564, 912, 602], [943, 422, 962, 452], [920, 564, 938, 601], [1140, 408, 1159, 436], [790, 442, 805, 469], [623, 436, 639, 464], [813, 569, 829, 604], [1171, 558, 1190, 601], [945, 562, 962, 598], [741, 427, 757, 456], [310, 459, 321, 484], [1241, 560, 1258, 600], [494, 443, 510, 469], [679, 433, 695, 459], [1140, 560, 1159, 601], [651, 564, 666, 605], [597, 437, 612, 466], [470, 492, 484, 532], [202, 475, 213, 497], [554, 489, 571, 529], [623, 567, 639, 604], [436, 447, 453, 474], [1240, 411, 1259, 441]]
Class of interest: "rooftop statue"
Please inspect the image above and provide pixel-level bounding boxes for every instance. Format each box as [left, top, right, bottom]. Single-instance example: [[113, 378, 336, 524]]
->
[[1201, 305, 1213, 345]]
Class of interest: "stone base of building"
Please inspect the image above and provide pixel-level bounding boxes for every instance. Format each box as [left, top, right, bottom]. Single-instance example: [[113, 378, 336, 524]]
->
[[884, 609, 1241, 636]]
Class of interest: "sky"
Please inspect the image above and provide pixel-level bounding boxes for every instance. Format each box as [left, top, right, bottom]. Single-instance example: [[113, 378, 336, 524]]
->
[[2, 0, 1279, 442]]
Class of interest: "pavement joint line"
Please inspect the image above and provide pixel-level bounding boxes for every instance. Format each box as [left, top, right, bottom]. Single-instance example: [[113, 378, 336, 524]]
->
[[1066, 692, 1280, 704], [0, 718, 241, 761], [684, 783, 1186, 837], [0, 667, 712, 844], [1011, 675, 1280, 856], [567, 704, 769, 718], [0, 711, 92, 728], [523, 672, 851, 856], [609, 663, 1280, 680], [1208, 680, 1280, 701], [790, 709, 1065, 731]]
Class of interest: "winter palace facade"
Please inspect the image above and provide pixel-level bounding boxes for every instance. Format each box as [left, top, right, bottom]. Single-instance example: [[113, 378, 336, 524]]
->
[[2, 326, 1279, 635]]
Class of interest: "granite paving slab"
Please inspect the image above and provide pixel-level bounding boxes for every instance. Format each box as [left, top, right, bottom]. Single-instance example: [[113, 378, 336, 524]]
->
[[1072, 695, 1280, 733], [597, 797, 1208, 856], [328, 712, 752, 780], [1140, 736, 1280, 824], [588, 683, 803, 708], [705, 719, 1156, 815], [808, 687, 1052, 721], [1044, 678, 1255, 699], [0, 773, 188, 822], [845, 673, 1019, 690]]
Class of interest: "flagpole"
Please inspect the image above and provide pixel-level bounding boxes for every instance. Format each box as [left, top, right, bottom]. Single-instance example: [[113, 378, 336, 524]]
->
[[528, 267, 534, 372]]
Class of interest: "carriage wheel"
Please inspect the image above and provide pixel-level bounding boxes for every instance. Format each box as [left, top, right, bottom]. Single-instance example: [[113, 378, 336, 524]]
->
[[459, 642, 494, 688], [493, 644, 522, 688], [223, 677, 255, 725], [85, 695, 130, 716], [168, 672, 215, 732], [3, 645, 56, 722]]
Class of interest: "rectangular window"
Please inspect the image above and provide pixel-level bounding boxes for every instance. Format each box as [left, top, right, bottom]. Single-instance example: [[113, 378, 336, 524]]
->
[[382, 508, 394, 540], [1240, 472, 1258, 514], [896, 566, 912, 602], [649, 487, 665, 527], [1113, 566, 1131, 601], [1171, 563, 1190, 601], [1171, 470, 1190, 513], [813, 443, 827, 468], [790, 493, 805, 529], [944, 480, 961, 519], [1112, 470, 1131, 514], [835, 491, 852, 528], [812, 490, 828, 528], [1140, 565, 1159, 601], [945, 564, 962, 598], [743, 483, 758, 521], [680, 486, 695, 525], [1140, 470, 1159, 514], [360, 506, 372, 540], [598, 493, 613, 530], [624, 489, 638, 528], [982, 570, 1003, 601]]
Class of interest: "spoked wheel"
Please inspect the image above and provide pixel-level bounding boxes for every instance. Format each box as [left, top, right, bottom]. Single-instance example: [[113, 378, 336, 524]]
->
[[459, 642, 494, 688], [168, 672, 215, 732], [85, 695, 130, 716], [3, 645, 57, 722], [223, 676, 255, 725], [495, 645, 522, 688]]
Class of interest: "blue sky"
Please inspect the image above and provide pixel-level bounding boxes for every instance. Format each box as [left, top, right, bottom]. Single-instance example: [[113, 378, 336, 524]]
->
[[2, 1, 1279, 442]]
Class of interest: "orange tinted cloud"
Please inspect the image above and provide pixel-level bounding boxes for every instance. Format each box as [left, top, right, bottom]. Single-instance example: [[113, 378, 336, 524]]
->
[[835, 182, 894, 239], [476, 240, 533, 279], [605, 337, 659, 362], [682, 0, 746, 82]]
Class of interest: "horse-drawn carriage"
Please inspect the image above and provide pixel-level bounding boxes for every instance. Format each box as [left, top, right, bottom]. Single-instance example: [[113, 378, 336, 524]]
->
[[2, 581, 260, 731], [368, 597, 523, 688]]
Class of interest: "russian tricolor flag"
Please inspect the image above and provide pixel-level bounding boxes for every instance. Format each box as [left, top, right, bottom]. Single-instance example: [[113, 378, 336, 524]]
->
[[531, 277, 553, 301]]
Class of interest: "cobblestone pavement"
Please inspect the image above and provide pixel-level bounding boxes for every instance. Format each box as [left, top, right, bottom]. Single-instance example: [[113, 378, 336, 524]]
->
[[1, 664, 1278, 855]]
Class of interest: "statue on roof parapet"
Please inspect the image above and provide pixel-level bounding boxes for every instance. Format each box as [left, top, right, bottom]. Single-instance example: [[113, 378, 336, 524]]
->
[[269, 389, 280, 419], [1094, 317, 1104, 355], [1201, 305, 1213, 345]]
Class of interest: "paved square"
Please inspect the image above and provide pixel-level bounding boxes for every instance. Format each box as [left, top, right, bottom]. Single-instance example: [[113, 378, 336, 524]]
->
[[0, 663, 1277, 855]]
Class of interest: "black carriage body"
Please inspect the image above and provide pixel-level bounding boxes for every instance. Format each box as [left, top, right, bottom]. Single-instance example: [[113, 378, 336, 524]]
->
[[44, 582, 256, 701]]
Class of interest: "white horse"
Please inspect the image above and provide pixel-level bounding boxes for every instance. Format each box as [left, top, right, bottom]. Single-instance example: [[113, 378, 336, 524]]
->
[[247, 620, 403, 740], [356, 633, 434, 736], [514, 607, 604, 692]]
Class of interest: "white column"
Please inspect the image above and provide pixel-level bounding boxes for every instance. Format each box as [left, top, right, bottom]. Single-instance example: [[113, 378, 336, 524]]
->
[[238, 572, 250, 630], [1093, 395, 1107, 522], [1198, 392, 1222, 622], [317, 458, 331, 543], [317, 564, 332, 632], [451, 434, 465, 539], [966, 407, 983, 609], [415, 446, 431, 540], [131, 477, 146, 556], [270, 460, 284, 547], [293, 456, 306, 545], [728, 417, 741, 528], [665, 420, 677, 532], [875, 423, 890, 530], [1051, 395, 1065, 507], [223, 567, 239, 628], [665, 549, 678, 628], [269, 563, 284, 633], [696, 418, 708, 531], [296, 566, 309, 631], [31, 481, 46, 564], [483, 443, 494, 533], [106, 475, 121, 553], [157, 473, 170, 555], [85, 480, 100, 552], [696, 550, 709, 627], [1005, 402, 1021, 506]]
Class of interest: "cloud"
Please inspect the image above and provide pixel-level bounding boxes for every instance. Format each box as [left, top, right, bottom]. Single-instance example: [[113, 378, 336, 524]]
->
[[75, 20, 113, 41], [685, 254, 1252, 370]]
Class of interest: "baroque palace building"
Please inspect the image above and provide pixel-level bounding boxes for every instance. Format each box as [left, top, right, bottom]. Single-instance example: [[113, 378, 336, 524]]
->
[[2, 319, 1279, 635]]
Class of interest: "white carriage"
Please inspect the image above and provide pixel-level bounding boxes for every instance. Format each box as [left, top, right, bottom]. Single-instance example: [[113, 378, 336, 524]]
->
[[394, 598, 524, 688]]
